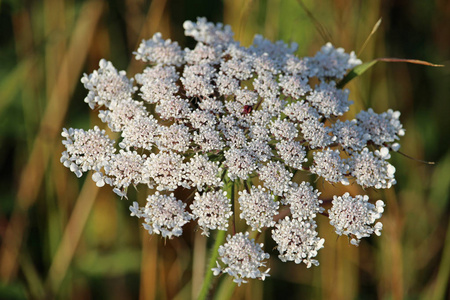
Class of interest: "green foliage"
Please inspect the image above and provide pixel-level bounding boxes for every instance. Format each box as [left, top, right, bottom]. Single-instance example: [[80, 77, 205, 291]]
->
[[0, 282, 27, 300], [337, 60, 378, 88], [0, 0, 448, 299]]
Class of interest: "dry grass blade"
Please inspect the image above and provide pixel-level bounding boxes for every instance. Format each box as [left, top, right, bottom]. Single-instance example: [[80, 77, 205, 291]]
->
[[396, 150, 435, 165], [192, 231, 207, 299], [127, 0, 168, 74], [0, 0, 105, 283], [0, 59, 32, 115], [377, 57, 444, 67], [296, 0, 333, 43], [338, 56, 443, 88], [358, 17, 382, 56], [140, 232, 158, 300], [237, 0, 254, 41], [428, 220, 450, 300], [45, 178, 99, 294]]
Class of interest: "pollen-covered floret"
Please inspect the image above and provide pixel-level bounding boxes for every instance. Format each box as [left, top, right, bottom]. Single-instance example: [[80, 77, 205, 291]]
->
[[130, 192, 192, 238], [220, 45, 254, 80], [216, 72, 240, 95], [270, 118, 298, 141], [310, 148, 350, 185], [299, 117, 335, 149], [283, 100, 320, 123], [61, 126, 116, 177], [328, 192, 385, 245], [283, 182, 324, 220], [145, 151, 186, 191], [250, 34, 298, 68], [184, 42, 221, 64], [183, 17, 235, 47], [181, 64, 216, 97], [306, 81, 352, 118], [308, 42, 362, 79], [253, 73, 279, 100], [356, 108, 405, 145], [155, 96, 192, 120], [103, 150, 148, 197], [213, 232, 270, 286], [219, 116, 247, 148], [279, 74, 311, 99], [81, 59, 136, 109], [283, 55, 311, 76], [224, 147, 257, 181], [184, 154, 223, 191], [190, 191, 232, 236], [188, 109, 217, 129], [238, 186, 279, 231], [135, 65, 179, 104], [193, 127, 225, 152], [248, 138, 273, 162], [331, 119, 368, 152], [275, 140, 307, 170], [119, 115, 159, 151], [349, 147, 396, 189], [272, 217, 324, 267], [99, 99, 148, 132], [258, 161, 293, 196], [135, 32, 185, 66], [157, 123, 192, 153]]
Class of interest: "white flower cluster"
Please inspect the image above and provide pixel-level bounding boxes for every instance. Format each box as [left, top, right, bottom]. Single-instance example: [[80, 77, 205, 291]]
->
[[212, 232, 270, 286], [328, 193, 385, 245], [130, 192, 192, 238], [283, 182, 324, 220], [61, 126, 116, 178], [190, 190, 232, 236], [272, 217, 324, 267], [238, 186, 279, 231], [61, 17, 405, 283]]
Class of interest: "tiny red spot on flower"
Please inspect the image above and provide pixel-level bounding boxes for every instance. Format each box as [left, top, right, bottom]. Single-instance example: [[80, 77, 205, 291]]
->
[[242, 105, 253, 114]]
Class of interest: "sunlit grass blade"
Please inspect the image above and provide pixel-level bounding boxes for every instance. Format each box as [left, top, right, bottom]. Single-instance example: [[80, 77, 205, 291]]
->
[[358, 17, 382, 56], [296, 0, 333, 43], [376, 57, 444, 67], [45, 177, 99, 294], [337, 57, 444, 88], [396, 150, 435, 165], [424, 220, 450, 300], [0, 60, 31, 115], [336, 60, 378, 88], [0, 0, 105, 289]]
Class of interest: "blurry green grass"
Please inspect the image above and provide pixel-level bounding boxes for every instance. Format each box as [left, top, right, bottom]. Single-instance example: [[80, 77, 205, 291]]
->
[[0, 0, 449, 299]]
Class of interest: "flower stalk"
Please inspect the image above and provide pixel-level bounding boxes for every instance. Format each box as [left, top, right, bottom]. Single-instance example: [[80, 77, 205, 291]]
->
[[198, 228, 227, 300], [60, 17, 407, 287]]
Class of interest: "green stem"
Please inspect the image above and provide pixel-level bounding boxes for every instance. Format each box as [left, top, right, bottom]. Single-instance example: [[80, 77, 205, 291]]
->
[[197, 229, 227, 300], [230, 182, 236, 235], [197, 181, 234, 300]]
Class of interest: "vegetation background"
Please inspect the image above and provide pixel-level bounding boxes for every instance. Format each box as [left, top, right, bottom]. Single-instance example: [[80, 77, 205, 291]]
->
[[0, 0, 449, 299]]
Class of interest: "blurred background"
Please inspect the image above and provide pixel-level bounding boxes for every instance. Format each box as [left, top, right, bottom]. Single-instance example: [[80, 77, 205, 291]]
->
[[0, 0, 449, 299]]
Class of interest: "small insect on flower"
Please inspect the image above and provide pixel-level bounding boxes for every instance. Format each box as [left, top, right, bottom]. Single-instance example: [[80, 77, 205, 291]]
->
[[242, 105, 253, 115], [60, 17, 406, 286]]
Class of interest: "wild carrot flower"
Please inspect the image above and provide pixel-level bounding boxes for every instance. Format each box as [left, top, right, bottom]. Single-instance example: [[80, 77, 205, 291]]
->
[[61, 17, 405, 284], [212, 232, 270, 285]]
